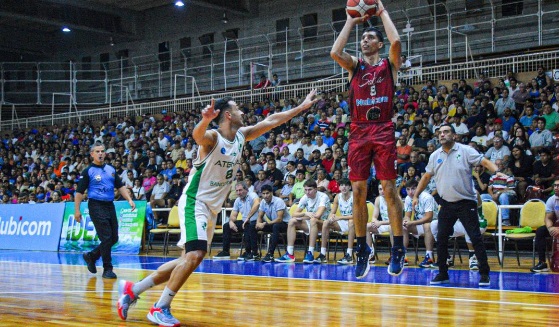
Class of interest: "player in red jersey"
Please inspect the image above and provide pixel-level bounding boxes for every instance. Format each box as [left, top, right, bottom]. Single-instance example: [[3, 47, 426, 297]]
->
[[331, 0, 405, 278]]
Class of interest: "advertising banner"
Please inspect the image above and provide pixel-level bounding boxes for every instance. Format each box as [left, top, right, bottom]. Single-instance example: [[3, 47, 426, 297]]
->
[[0, 203, 65, 251], [58, 200, 146, 254]]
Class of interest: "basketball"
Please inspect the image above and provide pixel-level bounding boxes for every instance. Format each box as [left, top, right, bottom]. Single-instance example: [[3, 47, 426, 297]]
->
[[347, 0, 378, 18]]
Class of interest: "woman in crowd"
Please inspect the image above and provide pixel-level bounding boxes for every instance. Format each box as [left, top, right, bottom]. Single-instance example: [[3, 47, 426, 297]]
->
[[508, 145, 534, 200]]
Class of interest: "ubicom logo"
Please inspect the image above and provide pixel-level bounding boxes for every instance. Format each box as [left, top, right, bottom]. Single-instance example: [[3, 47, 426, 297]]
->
[[0, 215, 52, 236]]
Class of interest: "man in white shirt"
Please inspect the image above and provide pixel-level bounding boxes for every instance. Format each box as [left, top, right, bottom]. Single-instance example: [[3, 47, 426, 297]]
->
[[150, 174, 170, 225], [276, 179, 331, 263]]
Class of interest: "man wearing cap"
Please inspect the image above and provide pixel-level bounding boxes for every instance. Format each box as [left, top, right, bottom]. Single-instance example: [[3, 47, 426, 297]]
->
[[307, 149, 323, 176], [487, 118, 509, 147]]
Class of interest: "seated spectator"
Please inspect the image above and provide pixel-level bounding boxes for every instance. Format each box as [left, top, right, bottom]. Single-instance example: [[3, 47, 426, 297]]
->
[[411, 127, 431, 156], [213, 182, 260, 261], [276, 179, 331, 263], [256, 184, 290, 263], [487, 119, 509, 146], [541, 102, 559, 132], [501, 108, 517, 134], [472, 164, 491, 199], [403, 179, 436, 268], [167, 174, 185, 207], [314, 178, 355, 264], [529, 117, 554, 154], [254, 170, 273, 196], [288, 169, 306, 206], [484, 136, 510, 164], [401, 150, 426, 176], [519, 105, 538, 128], [265, 159, 284, 192], [471, 125, 489, 152], [150, 174, 170, 225], [530, 148, 558, 199], [530, 178, 559, 273], [508, 146, 534, 200], [484, 159, 516, 226], [277, 174, 295, 204], [509, 125, 531, 152]]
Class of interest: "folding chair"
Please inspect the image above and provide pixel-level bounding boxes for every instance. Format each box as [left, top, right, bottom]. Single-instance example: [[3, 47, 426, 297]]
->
[[503, 199, 546, 267]]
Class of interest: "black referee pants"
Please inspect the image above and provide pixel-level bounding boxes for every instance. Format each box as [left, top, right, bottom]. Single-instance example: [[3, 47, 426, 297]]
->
[[88, 199, 119, 270], [437, 199, 490, 275]]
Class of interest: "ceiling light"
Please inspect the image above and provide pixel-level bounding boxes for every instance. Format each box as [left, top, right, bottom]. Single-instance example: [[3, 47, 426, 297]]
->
[[175, 1, 185, 7], [222, 12, 229, 24], [62, 26, 71, 33]]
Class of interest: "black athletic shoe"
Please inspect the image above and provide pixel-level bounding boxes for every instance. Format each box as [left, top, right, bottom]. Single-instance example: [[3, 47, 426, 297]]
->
[[530, 261, 549, 273], [102, 269, 117, 279], [83, 252, 97, 274], [479, 274, 490, 286], [213, 251, 231, 260], [430, 273, 450, 285], [262, 253, 274, 263]]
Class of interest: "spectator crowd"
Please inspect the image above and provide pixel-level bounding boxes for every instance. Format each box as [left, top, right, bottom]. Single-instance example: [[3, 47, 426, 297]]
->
[[1, 68, 558, 229]]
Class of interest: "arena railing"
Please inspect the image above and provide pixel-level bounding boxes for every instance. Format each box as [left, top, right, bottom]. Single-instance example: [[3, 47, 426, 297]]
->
[[0, 77, 348, 131]]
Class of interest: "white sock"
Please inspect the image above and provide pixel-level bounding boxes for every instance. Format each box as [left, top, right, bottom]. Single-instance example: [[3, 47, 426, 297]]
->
[[426, 251, 433, 258], [132, 275, 155, 296], [320, 247, 327, 255], [308, 246, 314, 253], [287, 246, 294, 255], [156, 286, 176, 308], [347, 248, 353, 256]]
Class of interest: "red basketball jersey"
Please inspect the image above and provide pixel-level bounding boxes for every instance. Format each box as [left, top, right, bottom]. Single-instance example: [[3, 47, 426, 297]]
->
[[348, 58, 395, 123]]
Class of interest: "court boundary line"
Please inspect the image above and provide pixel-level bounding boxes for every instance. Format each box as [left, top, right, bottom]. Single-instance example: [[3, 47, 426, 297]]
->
[[1, 258, 558, 296]]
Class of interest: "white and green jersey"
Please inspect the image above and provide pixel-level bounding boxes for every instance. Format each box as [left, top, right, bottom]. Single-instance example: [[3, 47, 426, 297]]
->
[[337, 191, 353, 216], [183, 130, 245, 214], [378, 196, 389, 222]]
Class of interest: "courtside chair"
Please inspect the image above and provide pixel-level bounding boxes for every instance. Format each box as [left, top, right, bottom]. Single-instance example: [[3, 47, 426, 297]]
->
[[164, 206, 181, 256], [146, 215, 169, 255], [503, 199, 546, 267], [481, 200, 501, 265]]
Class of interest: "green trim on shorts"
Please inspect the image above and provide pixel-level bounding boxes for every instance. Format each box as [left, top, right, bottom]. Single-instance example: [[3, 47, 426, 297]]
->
[[184, 162, 205, 242]]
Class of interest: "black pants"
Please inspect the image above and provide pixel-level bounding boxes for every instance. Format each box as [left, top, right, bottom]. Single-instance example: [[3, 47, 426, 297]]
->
[[437, 199, 490, 275], [535, 225, 550, 262], [222, 220, 257, 254], [88, 199, 119, 270], [253, 221, 288, 255]]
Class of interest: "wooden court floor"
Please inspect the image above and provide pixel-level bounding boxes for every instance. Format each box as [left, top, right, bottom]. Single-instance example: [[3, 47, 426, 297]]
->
[[1, 250, 558, 327]]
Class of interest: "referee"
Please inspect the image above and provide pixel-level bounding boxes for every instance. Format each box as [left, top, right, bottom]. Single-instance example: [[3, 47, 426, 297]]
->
[[414, 124, 506, 286], [75, 141, 136, 279]]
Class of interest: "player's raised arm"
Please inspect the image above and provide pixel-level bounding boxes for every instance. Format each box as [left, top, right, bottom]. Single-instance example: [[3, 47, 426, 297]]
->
[[376, 0, 402, 77], [241, 89, 318, 141], [330, 12, 367, 74], [192, 99, 219, 148]]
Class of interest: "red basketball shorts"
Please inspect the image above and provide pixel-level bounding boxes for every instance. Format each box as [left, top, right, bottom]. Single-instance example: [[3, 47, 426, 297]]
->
[[348, 121, 397, 181]]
